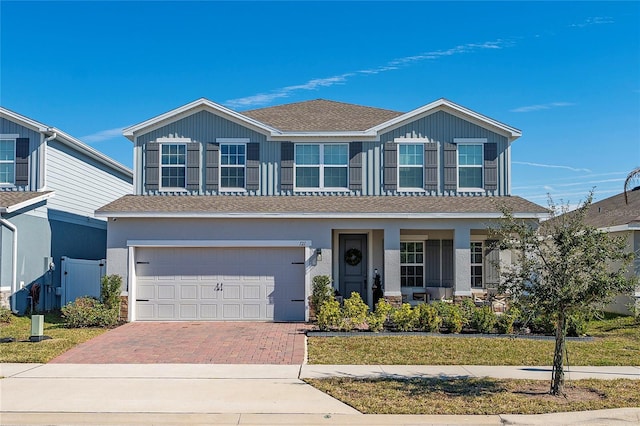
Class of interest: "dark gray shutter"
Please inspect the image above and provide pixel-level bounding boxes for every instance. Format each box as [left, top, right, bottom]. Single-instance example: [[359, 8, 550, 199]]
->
[[443, 142, 457, 191], [205, 143, 219, 191], [383, 141, 397, 191], [15, 138, 29, 187], [484, 143, 498, 191], [186, 143, 200, 191], [246, 142, 260, 191], [442, 240, 454, 288], [425, 240, 441, 287], [280, 142, 294, 191], [484, 240, 500, 287], [424, 142, 438, 191], [145, 142, 160, 191], [349, 141, 362, 191]]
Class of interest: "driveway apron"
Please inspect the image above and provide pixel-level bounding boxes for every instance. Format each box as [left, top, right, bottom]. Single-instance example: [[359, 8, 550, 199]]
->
[[51, 322, 312, 364]]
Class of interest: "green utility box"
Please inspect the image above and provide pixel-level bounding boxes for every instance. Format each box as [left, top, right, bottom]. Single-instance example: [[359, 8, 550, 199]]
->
[[30, 315, 45, 342]]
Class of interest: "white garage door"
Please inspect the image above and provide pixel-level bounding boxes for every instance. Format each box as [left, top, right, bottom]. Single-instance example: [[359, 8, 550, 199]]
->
[[134, 247, 306, 321]]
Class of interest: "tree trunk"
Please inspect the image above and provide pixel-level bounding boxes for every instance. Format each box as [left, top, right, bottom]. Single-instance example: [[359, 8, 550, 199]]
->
[[550, 311, 567, 396]]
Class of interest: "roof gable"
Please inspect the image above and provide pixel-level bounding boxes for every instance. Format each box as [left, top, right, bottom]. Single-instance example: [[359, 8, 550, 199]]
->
[[0, 191, 54, 213]]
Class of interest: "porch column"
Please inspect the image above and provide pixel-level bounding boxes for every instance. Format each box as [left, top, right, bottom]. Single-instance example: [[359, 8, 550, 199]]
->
[[453, 226, 472, 297], [383, 225, 401, 305]]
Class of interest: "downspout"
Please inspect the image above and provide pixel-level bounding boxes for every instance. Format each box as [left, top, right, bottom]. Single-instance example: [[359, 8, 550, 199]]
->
[[41, 130, 57, 190], [0, 218, 18, 314]]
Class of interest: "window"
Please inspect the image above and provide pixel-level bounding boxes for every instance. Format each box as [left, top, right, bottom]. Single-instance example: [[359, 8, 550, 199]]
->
[[220, 143, 246, 189], [401, 241, 424, 287], [470, 242, 483, 288], [295, 144, 348, 189], [160, 144, 186, 189], [0, 139, 16, 185], [458, 144, 483, 189], [398, 144, 423, 189]]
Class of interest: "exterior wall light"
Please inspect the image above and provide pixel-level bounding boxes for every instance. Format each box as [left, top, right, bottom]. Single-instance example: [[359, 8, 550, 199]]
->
[[316, 248, 322, 261]]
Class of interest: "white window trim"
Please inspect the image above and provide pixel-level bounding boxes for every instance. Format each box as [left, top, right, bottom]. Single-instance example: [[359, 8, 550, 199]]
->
[[0, 137, 17, 186], [470, 241, 484, 288], [294, 143, 349, 191], [159, 141, 187, 191], [456, 142, 484, 192], [218, 141, 247, 192], [396, 142, 425, 191], [400, 240, 425, 288]]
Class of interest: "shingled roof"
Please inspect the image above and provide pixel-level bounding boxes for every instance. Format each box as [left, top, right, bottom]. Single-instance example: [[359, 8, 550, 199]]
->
[[242, 99, 403, 132], [582, 190, 640, 229], [0, 191, 54, 213], [96, 195, 548, 218]]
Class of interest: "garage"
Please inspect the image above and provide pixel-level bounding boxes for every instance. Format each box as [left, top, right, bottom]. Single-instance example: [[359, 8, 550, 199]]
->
[[133, 246, 306, 321]]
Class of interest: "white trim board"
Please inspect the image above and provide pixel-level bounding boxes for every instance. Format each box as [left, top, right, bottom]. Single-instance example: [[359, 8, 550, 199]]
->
[[126, 239, 312, 248]]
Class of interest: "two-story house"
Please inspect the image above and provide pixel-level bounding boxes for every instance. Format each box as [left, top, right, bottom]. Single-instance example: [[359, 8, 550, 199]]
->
[[96, 98, 547, 322], [0, 107, 133, 314]]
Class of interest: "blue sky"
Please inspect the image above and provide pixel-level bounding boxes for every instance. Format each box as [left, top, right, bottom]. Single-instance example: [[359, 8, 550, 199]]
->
[[1, 1, 638, 206]]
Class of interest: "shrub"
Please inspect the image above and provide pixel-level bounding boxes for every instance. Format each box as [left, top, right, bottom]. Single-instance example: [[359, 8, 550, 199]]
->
[[496, 307, 520, 334], [61, 297, 118, 328], [529, 313, 556, 335], [101, 274, 122, 311], [459, 298, 477, 326], [567, 313, 588, 337], [317, 299, 342, 331], [0, 306, 12, 323], [367, 299, 393, 332], [342, 292, 369, 331], [470, 305, 497, 333], [433, 301, 464, 333], [414, 303, 441, 332], [311, 275, 334, 315], [390, 303, 417, 331]]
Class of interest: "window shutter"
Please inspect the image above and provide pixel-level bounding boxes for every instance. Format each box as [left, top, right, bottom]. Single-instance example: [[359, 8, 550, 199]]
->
[[484, 240, 500, 287], [484, 143, 498, 191], [186, 143, 200, 191], [425, 240, 441, 287], [145, 142, 159, 191], [383, 141, 397, 191], [15, 138, 29, 187], [205, 142, 219, 191], [424, 142, 438, 191], [280, 142, 294, 191], [246, 142, 260, 191], [443, 142, 457, 191], [349, 141, 362, 191], [441, 239, 454, 287]]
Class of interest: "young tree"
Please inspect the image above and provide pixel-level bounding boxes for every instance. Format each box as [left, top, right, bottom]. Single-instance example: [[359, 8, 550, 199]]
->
[[491, 192, 636, 396]]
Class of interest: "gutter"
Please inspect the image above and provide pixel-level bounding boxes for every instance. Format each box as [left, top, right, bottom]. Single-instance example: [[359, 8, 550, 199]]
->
[[0, 218, 18, 313], [41, 131, 57, 190]]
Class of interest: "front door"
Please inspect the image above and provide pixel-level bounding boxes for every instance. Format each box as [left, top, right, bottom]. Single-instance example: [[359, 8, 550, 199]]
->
[[339, 234, 368, 304]]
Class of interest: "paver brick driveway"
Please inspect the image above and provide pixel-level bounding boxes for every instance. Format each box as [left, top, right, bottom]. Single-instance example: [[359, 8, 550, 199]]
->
[[51, 322, 312, 364]]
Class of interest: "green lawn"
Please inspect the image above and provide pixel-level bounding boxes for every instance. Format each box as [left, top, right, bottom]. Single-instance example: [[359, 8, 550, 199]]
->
[[0, 312, 109, 363], [308, 314, 640, 366], [306, 377, 640, 415]]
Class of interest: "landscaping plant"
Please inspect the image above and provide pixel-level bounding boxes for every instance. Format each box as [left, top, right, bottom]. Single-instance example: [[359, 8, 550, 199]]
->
[[367, 299, 392, 332], [342, 292, 368, 331], [316, 298, 342, 331], [0, 306, 11, 323], [311, 275, 334, 316], [390, 303, 417, 331], [433, 301, 464, 333], [62, 274, 123, 328], [470, 305, 497, 333], [414, 303, 441, 332]]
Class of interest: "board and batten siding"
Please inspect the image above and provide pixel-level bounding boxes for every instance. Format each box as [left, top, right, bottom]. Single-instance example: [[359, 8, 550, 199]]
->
[[0, 117, 43, 191], [46, 139, 133, 226], [378, 110, 510, 195], [136, 110, 269, 194]]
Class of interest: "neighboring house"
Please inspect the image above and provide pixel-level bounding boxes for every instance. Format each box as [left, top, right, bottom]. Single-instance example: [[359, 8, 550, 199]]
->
[[96, 98, 547, 322], [581, 190, 640, 315], [0, 107, 133, 314]]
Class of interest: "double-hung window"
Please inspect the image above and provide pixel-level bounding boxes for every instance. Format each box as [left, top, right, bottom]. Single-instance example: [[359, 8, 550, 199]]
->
[[400, 242, 424, 287], [0, 138, 16, 185], [398, 144, 423, 189], [160, 143, 186, 189], [470, 242, 483, 288], [295, 144, 348, 189], [220, 143, 246, 189], [458, 143, 483, 190]]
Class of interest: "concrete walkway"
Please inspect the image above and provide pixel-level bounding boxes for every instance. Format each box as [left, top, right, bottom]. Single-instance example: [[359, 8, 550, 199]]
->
[[1, 363, 639, 425]]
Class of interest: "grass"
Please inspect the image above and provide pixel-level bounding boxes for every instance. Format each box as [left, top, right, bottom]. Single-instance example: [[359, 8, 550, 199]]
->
[[305, 377, 640, 415], [308, 314, 640, 366], [0, 311, 109, 363]]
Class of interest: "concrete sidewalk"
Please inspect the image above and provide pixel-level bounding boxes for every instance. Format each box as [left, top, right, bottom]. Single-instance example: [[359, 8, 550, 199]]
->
[[1, 363, 639, 425]]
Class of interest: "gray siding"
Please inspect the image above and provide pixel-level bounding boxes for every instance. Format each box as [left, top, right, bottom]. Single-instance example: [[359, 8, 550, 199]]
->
[[46, 139, 132, 223], [379, 110, 510, 195], [0, 117, 42, 190]]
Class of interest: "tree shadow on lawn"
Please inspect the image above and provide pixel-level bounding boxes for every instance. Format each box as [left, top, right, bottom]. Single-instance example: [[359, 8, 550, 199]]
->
[[378, 376, 506, 398]]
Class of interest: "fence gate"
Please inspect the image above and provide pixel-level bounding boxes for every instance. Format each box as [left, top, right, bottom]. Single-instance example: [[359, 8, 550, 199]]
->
[[60, 257, 106, 305]]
